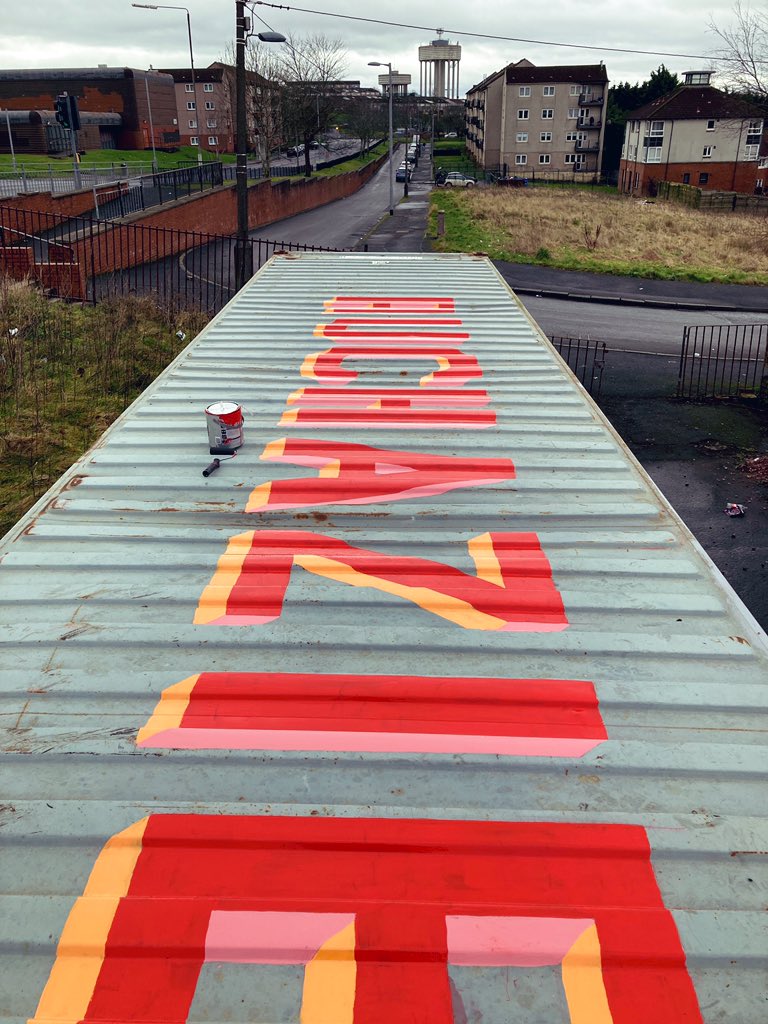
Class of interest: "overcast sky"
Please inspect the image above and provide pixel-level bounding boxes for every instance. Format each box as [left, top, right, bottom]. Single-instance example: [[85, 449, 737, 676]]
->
[[1, 0, 739, 91]]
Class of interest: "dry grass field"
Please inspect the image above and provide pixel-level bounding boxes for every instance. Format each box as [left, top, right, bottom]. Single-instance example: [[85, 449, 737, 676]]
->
[[430, 186, 768, 284]]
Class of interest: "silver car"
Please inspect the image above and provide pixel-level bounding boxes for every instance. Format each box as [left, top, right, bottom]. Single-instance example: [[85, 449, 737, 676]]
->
[[439, 172, 476, 188]]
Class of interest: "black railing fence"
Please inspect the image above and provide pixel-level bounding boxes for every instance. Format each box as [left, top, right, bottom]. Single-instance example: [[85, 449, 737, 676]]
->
[[677, 322, 768, 399], [0, 205, 341, 315], [550, 336, 607, 396]]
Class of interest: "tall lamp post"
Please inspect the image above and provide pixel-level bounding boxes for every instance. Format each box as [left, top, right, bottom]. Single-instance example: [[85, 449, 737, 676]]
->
[[235, 3, 285, 289], [132, 3, 203, 165], [368, 60, 394, 216]]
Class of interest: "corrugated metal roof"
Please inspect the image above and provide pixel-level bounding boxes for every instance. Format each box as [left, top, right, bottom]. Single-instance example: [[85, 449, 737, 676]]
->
[[1, 253, 766, 1024]]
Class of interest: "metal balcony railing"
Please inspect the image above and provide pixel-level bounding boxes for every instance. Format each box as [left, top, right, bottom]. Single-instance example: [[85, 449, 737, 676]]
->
[[578, 95, 604, 106]]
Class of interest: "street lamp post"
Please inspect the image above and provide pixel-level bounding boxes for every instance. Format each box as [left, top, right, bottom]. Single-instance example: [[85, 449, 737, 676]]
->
[[235, 6, 285, 290], [131, 3, 203, 164], [368, 60, 394, 216]]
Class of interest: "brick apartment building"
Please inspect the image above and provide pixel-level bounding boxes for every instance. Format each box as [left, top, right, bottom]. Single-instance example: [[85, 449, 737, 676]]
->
[[466, 60, 608, 179], [159, 63, 237, 154], [0, 67, 179, 155], [619, 71, 764, 194]]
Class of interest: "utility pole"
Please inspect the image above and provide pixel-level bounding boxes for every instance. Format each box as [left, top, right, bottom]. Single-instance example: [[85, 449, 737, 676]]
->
[[234, 13, 285, 291], [235, 0, 250, 290]]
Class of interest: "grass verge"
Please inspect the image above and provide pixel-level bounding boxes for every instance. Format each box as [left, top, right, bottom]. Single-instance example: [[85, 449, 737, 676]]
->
[[429, 187, 768, 285], [0, 147, 226, 173], [0, 280, 209, 538]]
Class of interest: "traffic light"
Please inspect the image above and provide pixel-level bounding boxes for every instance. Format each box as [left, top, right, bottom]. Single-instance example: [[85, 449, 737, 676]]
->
[[54, 93, 81, 132]]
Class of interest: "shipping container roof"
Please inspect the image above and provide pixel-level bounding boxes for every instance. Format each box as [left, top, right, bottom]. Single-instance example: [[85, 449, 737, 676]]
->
[[1, 253, 766, 1024]]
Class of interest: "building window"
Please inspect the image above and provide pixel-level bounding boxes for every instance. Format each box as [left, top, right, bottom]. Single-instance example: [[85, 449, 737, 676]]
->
[[541, 108, 554, 119], [650, 121, 664, 136], [699, 172, 709, 184], [646, 147, 662, 163], [190, 136, 199, 145], [203, 83, 214, 92], [185, 83, 194, 93], [517, 109, 529, 119], [581, 85, 592, 96], [570, 84, 580, 95], [745, 144, 760, 159], [519, 85, 531, 96], [187, 101, 196, 110], [540, 131, 552, 142], [564, 153, 582, 164], [539, 154, 551, 164], [205, 101, 215, 110], [515, 154, 527, 165], [208, 136, 218, 146], [682, 172, 690, 183], [702, 145, 712, 158], [543, 85, 555, 96], [706, 119, 716, 131], [568, 108, 579, 119], [516, 132, 528, 142], [207, 119, 217, 129], [188, 119, 197, 129]]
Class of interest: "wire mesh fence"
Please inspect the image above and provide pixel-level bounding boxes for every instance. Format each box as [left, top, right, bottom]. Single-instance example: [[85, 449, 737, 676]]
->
[[676, 322, 768, 399]]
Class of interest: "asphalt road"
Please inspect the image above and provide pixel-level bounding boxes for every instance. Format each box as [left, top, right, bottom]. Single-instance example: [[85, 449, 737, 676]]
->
[[243, 143, 407, 250], [519, 294, 768, 355]]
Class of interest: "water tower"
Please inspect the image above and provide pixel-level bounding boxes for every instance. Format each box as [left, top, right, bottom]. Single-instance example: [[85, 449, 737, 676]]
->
[[418, 29, 461, 98]]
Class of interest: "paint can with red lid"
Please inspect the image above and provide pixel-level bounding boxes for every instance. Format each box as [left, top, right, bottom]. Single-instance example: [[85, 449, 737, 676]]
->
[[205, 401, 244, 454]]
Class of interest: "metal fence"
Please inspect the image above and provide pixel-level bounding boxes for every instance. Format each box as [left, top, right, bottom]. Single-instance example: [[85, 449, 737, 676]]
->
[[550, 335, 607, 396], [676, 322, 768, 399], [0, 204, 342, 315], [0, 160, 190, 197]]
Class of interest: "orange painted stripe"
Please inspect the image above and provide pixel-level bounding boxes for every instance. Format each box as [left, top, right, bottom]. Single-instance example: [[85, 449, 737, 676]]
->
[[29, 818, 148, 1024], [300, 921, 356, 1024], [561, 923, 614, 1024], [136, 675, 199, 747], [194, 533, 253, 625], [295, 553, 506, 631]]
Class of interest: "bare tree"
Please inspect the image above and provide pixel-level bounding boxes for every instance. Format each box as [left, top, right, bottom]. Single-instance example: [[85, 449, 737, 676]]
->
[[245, 42, 286, 177], [277, 34, 348, 177], [342, 96, 387, 155], [222, 43, 284, 176], [710, 1, 768, 96]]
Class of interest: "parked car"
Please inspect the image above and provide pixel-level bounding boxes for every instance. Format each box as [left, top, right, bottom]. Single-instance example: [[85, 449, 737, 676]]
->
[[444, 132, 458, 139], [309, 141, 321, 150], [395, 162, 412, 183], [438, 172, 476, 188], [286, 144, 305, 157]]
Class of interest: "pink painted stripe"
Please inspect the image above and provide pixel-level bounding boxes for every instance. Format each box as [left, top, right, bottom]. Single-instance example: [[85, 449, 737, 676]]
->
[[205, 910, 354, 965], [138, 727, 603, 757], [446, 915, 594, 967]]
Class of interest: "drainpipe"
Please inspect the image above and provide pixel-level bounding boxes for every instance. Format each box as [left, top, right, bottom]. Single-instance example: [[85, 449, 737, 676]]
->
[[731, 121, 745, 192]]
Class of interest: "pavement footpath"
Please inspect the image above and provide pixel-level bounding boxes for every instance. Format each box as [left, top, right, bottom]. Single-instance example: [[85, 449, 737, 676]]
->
[[364, 167, 768, 631]]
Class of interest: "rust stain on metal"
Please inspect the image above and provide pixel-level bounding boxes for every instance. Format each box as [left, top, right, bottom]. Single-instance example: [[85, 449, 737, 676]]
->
[[729, 850, 768, 857], [729, 636, 751, 646]]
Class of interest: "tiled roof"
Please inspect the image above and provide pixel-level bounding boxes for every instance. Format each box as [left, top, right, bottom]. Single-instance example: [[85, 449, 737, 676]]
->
[[505, 63, 608, 85], [630, 85, 764, 121]]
